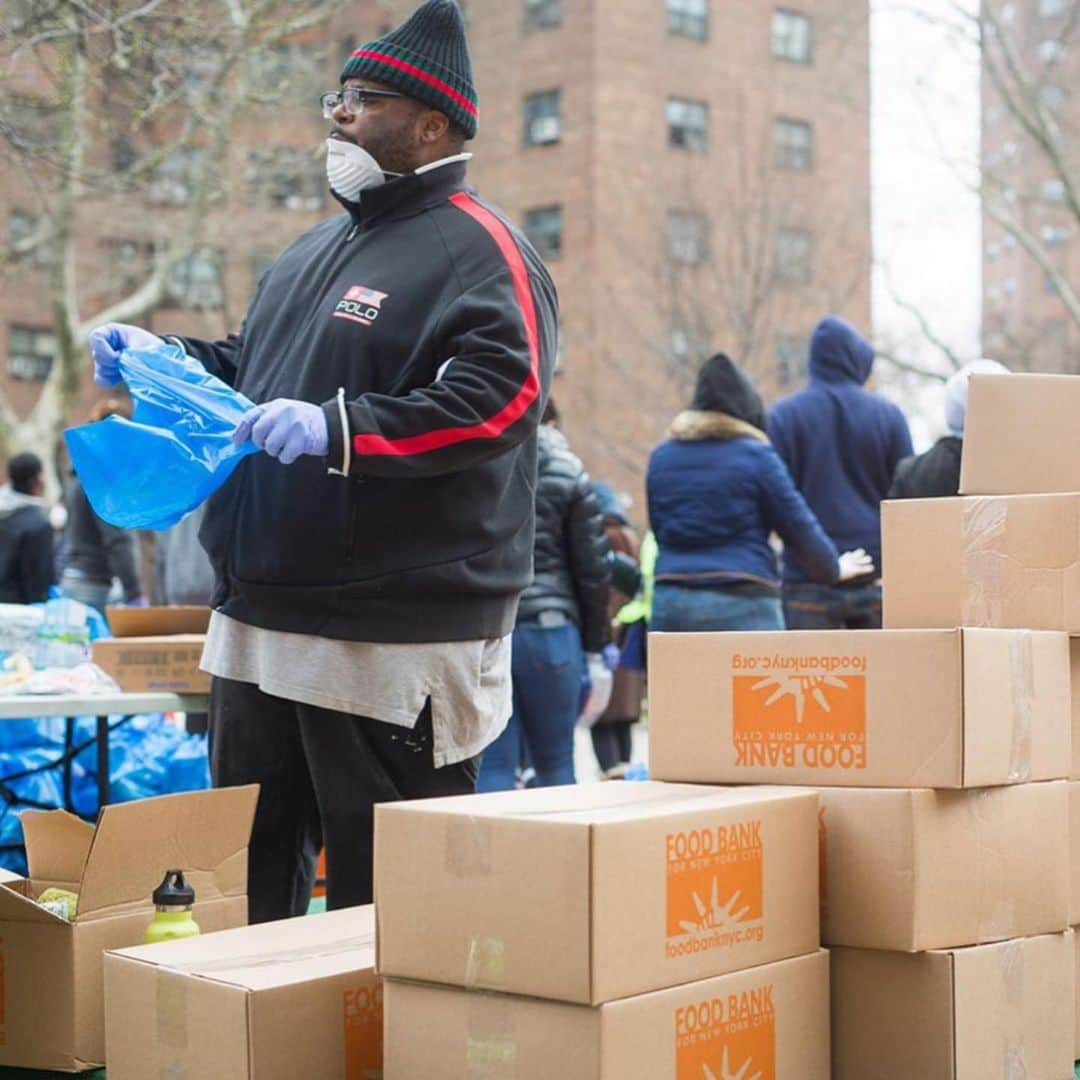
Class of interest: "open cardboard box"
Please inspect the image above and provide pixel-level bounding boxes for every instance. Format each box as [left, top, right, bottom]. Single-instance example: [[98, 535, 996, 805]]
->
[[385, 949, 829, 1080], [92, 605, 212, 693], [105, 906, 381, 1080], [0, 785, 256, 1071], [648, 628, 1070, 788], [832, 931, 1074, 1080], [376, 781, 819, 1005]]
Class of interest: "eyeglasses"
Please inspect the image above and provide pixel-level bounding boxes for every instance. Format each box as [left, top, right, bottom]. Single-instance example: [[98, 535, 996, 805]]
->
[[319, 88, 406, 119]]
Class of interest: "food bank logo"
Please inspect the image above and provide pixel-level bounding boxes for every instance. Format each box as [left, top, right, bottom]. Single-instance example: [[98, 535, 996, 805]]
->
[[731, 659, 867, 771], [342, 981, 383, 1078], [675, 985, 776, 1080], [666, 822, 764, 958], [333, 284, 389, 327]]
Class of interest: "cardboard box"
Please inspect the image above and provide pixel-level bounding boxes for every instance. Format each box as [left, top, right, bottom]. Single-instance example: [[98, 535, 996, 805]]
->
[[105, 906, 381, 1080], [1074, 928, 1080, 1060], [832, 932, 1075, 1080], [384, 949, 829, 1080], [375, 782, 819, 1005], [1072, 782, 1080, 926], [0, 786, 257, 1072], [91, 635, 208, 693], [106, 605, 210, 637], [1071, 639, 1080, 779], [960, 372, 1080, 495], [818, 783, 1068, 951], [882, 493, 1080, 632], [648, 628, 1070, 788]]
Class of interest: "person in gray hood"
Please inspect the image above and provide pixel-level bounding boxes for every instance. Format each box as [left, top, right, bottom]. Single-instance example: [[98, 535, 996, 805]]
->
[[0, 452, 55, 605]]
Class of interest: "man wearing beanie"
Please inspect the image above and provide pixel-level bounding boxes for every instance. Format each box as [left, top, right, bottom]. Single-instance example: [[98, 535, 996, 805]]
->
[[87, 0, 559, 922]]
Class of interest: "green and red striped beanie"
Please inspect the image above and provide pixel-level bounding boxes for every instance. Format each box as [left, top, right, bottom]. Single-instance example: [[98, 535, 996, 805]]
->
[[341, 0, 478, 140]]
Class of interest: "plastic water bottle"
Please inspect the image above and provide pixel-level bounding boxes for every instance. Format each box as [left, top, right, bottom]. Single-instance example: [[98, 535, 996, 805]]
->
[[145, 870, 201, 945]]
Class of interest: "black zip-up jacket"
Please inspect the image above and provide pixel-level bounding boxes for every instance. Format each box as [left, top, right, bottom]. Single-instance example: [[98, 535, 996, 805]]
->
[[175, 160, 559, 642], [0, 487, 54, 605], [516, 427, 611, 652]]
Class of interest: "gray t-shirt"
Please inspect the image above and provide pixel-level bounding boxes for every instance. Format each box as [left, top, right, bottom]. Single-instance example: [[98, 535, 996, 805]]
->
[[200, 612, 510, 768]]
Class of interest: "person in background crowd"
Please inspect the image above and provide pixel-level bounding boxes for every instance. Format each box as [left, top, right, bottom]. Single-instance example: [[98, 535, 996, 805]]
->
[[61, 399, 144, 615], [889, 359, 1009, 500], [648, 353, 871, 633], [477, 399, 610, 791], [589, 482, 645, 776], [87, 0, 558, 921], [767, 316, 912, 630], [0, 453, 55, 605]]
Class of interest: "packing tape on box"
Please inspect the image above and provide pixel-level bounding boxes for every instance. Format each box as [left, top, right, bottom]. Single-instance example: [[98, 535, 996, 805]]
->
[[465, 935, 507, 991], [1000, 940, 1027, 1079], [466, 990, 516, 1078], [1008, 632, 1034, 782], [962, 498, 1008, 627], [445, 815, 493, 878], [968, 790, 1018, 943]]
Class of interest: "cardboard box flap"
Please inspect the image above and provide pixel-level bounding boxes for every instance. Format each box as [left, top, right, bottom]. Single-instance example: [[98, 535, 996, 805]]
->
[[106, 605, 210, 637], [77, 785, 258, 918], [21, 809, 95, 886]]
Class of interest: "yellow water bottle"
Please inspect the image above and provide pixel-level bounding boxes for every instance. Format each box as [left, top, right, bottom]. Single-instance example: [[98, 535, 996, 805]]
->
[[145, 869, 201, 945]]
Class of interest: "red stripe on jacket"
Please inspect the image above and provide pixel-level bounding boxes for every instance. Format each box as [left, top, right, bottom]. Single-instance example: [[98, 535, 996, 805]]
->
[[350, 50, 479, 117], [351, 192, 541, 458]]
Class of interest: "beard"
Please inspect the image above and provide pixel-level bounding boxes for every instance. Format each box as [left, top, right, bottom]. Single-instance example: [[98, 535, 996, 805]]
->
[[360, 113, 421, 176]]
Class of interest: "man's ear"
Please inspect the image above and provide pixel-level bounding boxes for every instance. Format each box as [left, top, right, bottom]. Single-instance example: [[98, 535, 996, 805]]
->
[[418, 109, 451, 144]]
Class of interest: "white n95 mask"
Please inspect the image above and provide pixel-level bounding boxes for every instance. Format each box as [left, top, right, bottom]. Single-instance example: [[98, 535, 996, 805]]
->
[[326, 138, 386, 202]]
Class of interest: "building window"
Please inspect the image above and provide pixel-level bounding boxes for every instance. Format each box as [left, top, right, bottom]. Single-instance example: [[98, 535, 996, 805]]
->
[[1040, 0, 1067, 16], [774, 118, 813, 170], [166, 248, 224, 309], [775, 227, 814, 284], [667, 98, 708, 151], [670, 326, 709, 368], [1040, 178, 1067, 204], [524, 90, 562, 146], [776, 335, 809, 386], [667, 0, 708, 40], [1038, 40, 1065, 64], [8, 326, 54, 381], [772, 9, 812, 64], [668, 211, 709, 265], [149, 148, 208, 206], [8, 211, 50, 269], [248, 148, 324, 211], [524, 0, 561, 30], [1039, 85, 1068, 111], [104, 239, 152, 291], [1041, 224, 1069, 246], [249, 43, 324, 103], [523, 206, 563, 260]]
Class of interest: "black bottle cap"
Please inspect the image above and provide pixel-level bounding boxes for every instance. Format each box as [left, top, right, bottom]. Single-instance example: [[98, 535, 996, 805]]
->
[[152, 869, 195, 908]]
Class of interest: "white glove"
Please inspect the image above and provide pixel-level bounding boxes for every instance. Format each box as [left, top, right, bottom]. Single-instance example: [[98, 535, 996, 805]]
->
[[578, 652, 614, 728], [838, 548, 875, 582]]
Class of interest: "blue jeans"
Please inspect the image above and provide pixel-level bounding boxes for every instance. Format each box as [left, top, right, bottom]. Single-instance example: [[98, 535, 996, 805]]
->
[[477, 622, 582, 791], [651, 584, 784, 632], [783, 583, 882, 630]]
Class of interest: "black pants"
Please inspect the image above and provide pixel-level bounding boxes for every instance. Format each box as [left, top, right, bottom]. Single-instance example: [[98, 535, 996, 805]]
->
[[591, 720, 634, 773], [209, 676, 479, 924]]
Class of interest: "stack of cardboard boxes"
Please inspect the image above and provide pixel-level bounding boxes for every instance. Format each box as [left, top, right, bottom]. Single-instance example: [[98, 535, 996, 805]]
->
[[375, 781, 829, 1077], [650, 373, 1078, 1078]]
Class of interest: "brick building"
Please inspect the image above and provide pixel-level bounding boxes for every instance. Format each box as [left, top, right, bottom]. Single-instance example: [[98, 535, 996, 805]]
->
[[0, 0, 870, 514], [981, 0, 1079, 373]]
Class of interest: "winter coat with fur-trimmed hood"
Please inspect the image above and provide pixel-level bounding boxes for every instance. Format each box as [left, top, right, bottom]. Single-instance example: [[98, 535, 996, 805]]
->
[[646, 409, 839, 589]]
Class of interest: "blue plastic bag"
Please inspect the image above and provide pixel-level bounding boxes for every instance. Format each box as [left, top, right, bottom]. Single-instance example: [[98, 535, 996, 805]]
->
[[64, 342, 259, 530]]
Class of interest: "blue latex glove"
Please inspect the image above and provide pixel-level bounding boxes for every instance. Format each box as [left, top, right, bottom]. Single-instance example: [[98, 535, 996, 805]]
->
[[233, 399, 329, 465], [88, 323, 163, 387], [602, 642, 620, 671]]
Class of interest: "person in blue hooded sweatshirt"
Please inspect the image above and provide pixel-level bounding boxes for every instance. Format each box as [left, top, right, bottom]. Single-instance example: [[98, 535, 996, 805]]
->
[[767, 316, 913, 629]]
